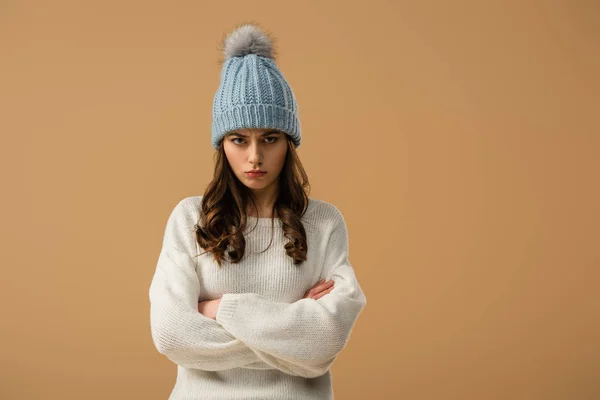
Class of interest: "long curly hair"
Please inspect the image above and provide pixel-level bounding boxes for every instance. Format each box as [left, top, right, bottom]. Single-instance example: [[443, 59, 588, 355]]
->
[[193, 134, 311, 267]]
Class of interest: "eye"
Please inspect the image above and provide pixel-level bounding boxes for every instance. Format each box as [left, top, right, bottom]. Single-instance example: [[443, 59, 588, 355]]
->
[[230, 136, 279, 145]]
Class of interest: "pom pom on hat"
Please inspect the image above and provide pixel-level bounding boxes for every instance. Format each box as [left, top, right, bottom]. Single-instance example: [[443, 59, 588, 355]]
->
[[222, 23, 276, 61]]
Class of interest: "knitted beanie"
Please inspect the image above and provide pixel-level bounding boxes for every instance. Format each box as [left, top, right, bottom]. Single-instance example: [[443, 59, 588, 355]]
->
[[211, 23, 301, 150]]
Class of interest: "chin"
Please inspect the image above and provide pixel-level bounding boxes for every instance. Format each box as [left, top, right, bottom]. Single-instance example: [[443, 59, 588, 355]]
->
[[244, 179, 268, 187]]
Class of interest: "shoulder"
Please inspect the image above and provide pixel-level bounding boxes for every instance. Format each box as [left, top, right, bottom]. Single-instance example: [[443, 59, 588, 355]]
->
[[306, 197, 343, 218], [160, 196, 202, 254], [303, 197, 346, 230], [166, 195, 202, 231], [309, 199, 350, 254], [178, 195, 203, 213]]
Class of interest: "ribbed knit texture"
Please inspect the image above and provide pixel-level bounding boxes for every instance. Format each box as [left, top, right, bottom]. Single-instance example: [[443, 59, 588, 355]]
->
[[149, 196, 367, 400], [211, 54, 301, 150]]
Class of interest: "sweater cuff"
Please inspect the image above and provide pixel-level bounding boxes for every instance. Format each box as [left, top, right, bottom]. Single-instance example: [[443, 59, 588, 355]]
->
[[216, 293, 240, 328]]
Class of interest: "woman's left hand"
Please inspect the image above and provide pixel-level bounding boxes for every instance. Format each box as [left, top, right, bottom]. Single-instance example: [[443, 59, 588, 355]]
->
[[198, 298, 222, 320]]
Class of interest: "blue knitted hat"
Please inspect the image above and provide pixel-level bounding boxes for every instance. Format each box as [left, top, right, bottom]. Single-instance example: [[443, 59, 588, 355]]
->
[[211, 24, 301, 150]]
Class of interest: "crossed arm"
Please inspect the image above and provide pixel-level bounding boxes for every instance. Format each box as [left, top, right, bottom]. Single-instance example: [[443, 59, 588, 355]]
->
[[149, 248, 274, 371], [149, 206, 366, 378], [197, 278, 334, 319]]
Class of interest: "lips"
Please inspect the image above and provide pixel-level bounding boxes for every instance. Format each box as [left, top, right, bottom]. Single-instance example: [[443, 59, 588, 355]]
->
[[246, 171, 266, 177]]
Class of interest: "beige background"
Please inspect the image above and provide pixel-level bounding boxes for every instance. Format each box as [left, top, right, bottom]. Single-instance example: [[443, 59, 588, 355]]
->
[[1, 1, 599, 399]]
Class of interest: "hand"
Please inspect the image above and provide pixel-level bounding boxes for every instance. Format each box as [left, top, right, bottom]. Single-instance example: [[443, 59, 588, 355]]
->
[[303, 278, 335, 300], [198, 298, 222, 320]]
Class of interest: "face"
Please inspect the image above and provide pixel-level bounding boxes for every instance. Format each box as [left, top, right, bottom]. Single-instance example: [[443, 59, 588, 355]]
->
[[223, 127, 288, 195]]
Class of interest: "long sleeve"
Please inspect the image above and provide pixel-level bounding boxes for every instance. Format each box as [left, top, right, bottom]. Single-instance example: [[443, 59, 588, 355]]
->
[[215, 209, 367, 378], [149, 199, 273, 371]]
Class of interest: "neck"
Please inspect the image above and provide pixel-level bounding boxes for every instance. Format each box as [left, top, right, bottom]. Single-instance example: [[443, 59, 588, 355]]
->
[[248, 184, 279, 217]]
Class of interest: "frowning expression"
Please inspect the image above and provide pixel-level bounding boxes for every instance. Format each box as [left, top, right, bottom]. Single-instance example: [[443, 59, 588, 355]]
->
[[223, 127, 288, 191]]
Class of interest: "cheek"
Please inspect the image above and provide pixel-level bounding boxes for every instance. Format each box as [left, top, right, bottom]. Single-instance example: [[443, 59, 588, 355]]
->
[[234, 159, 246, 175]]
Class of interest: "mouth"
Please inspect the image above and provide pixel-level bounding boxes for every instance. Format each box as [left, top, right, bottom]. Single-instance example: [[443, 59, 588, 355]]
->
[[246, 171, 267, 178]]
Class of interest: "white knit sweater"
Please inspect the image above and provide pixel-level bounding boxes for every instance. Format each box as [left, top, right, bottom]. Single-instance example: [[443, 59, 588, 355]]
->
[[149, 196, 367, 399]]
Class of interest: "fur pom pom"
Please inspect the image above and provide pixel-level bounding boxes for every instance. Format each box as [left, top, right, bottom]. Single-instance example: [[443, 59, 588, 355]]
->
[[222, 23, 275, 61]]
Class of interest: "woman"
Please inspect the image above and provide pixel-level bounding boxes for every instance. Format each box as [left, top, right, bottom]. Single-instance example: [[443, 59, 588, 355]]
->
[[149, 22, 367, 400]]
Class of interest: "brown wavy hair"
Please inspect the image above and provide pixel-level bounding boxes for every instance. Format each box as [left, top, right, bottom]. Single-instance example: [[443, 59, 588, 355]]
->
[[193, 134, 311, 268]]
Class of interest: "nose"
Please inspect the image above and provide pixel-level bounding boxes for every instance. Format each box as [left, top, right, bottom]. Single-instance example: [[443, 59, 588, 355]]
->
[[248, 139, 263, 165]]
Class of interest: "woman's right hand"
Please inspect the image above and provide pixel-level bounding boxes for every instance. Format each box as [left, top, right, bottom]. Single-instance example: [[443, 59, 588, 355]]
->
[[303, 278, 335, 300]]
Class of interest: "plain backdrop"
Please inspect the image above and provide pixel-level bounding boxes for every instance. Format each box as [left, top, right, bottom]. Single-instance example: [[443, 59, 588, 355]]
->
[[1, 1, 599, 399]]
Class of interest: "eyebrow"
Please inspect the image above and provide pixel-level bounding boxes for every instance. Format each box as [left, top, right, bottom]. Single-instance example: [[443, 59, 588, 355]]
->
[[227, 130, 281, 137]]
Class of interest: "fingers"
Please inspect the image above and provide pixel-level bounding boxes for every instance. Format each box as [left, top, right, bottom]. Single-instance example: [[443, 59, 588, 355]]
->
[[304, 279, 335, 300], [312, 278, 325, 289], [311, 279, 334, 293], [312, 286, 334, 300], [315, 279, 333, 290]]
